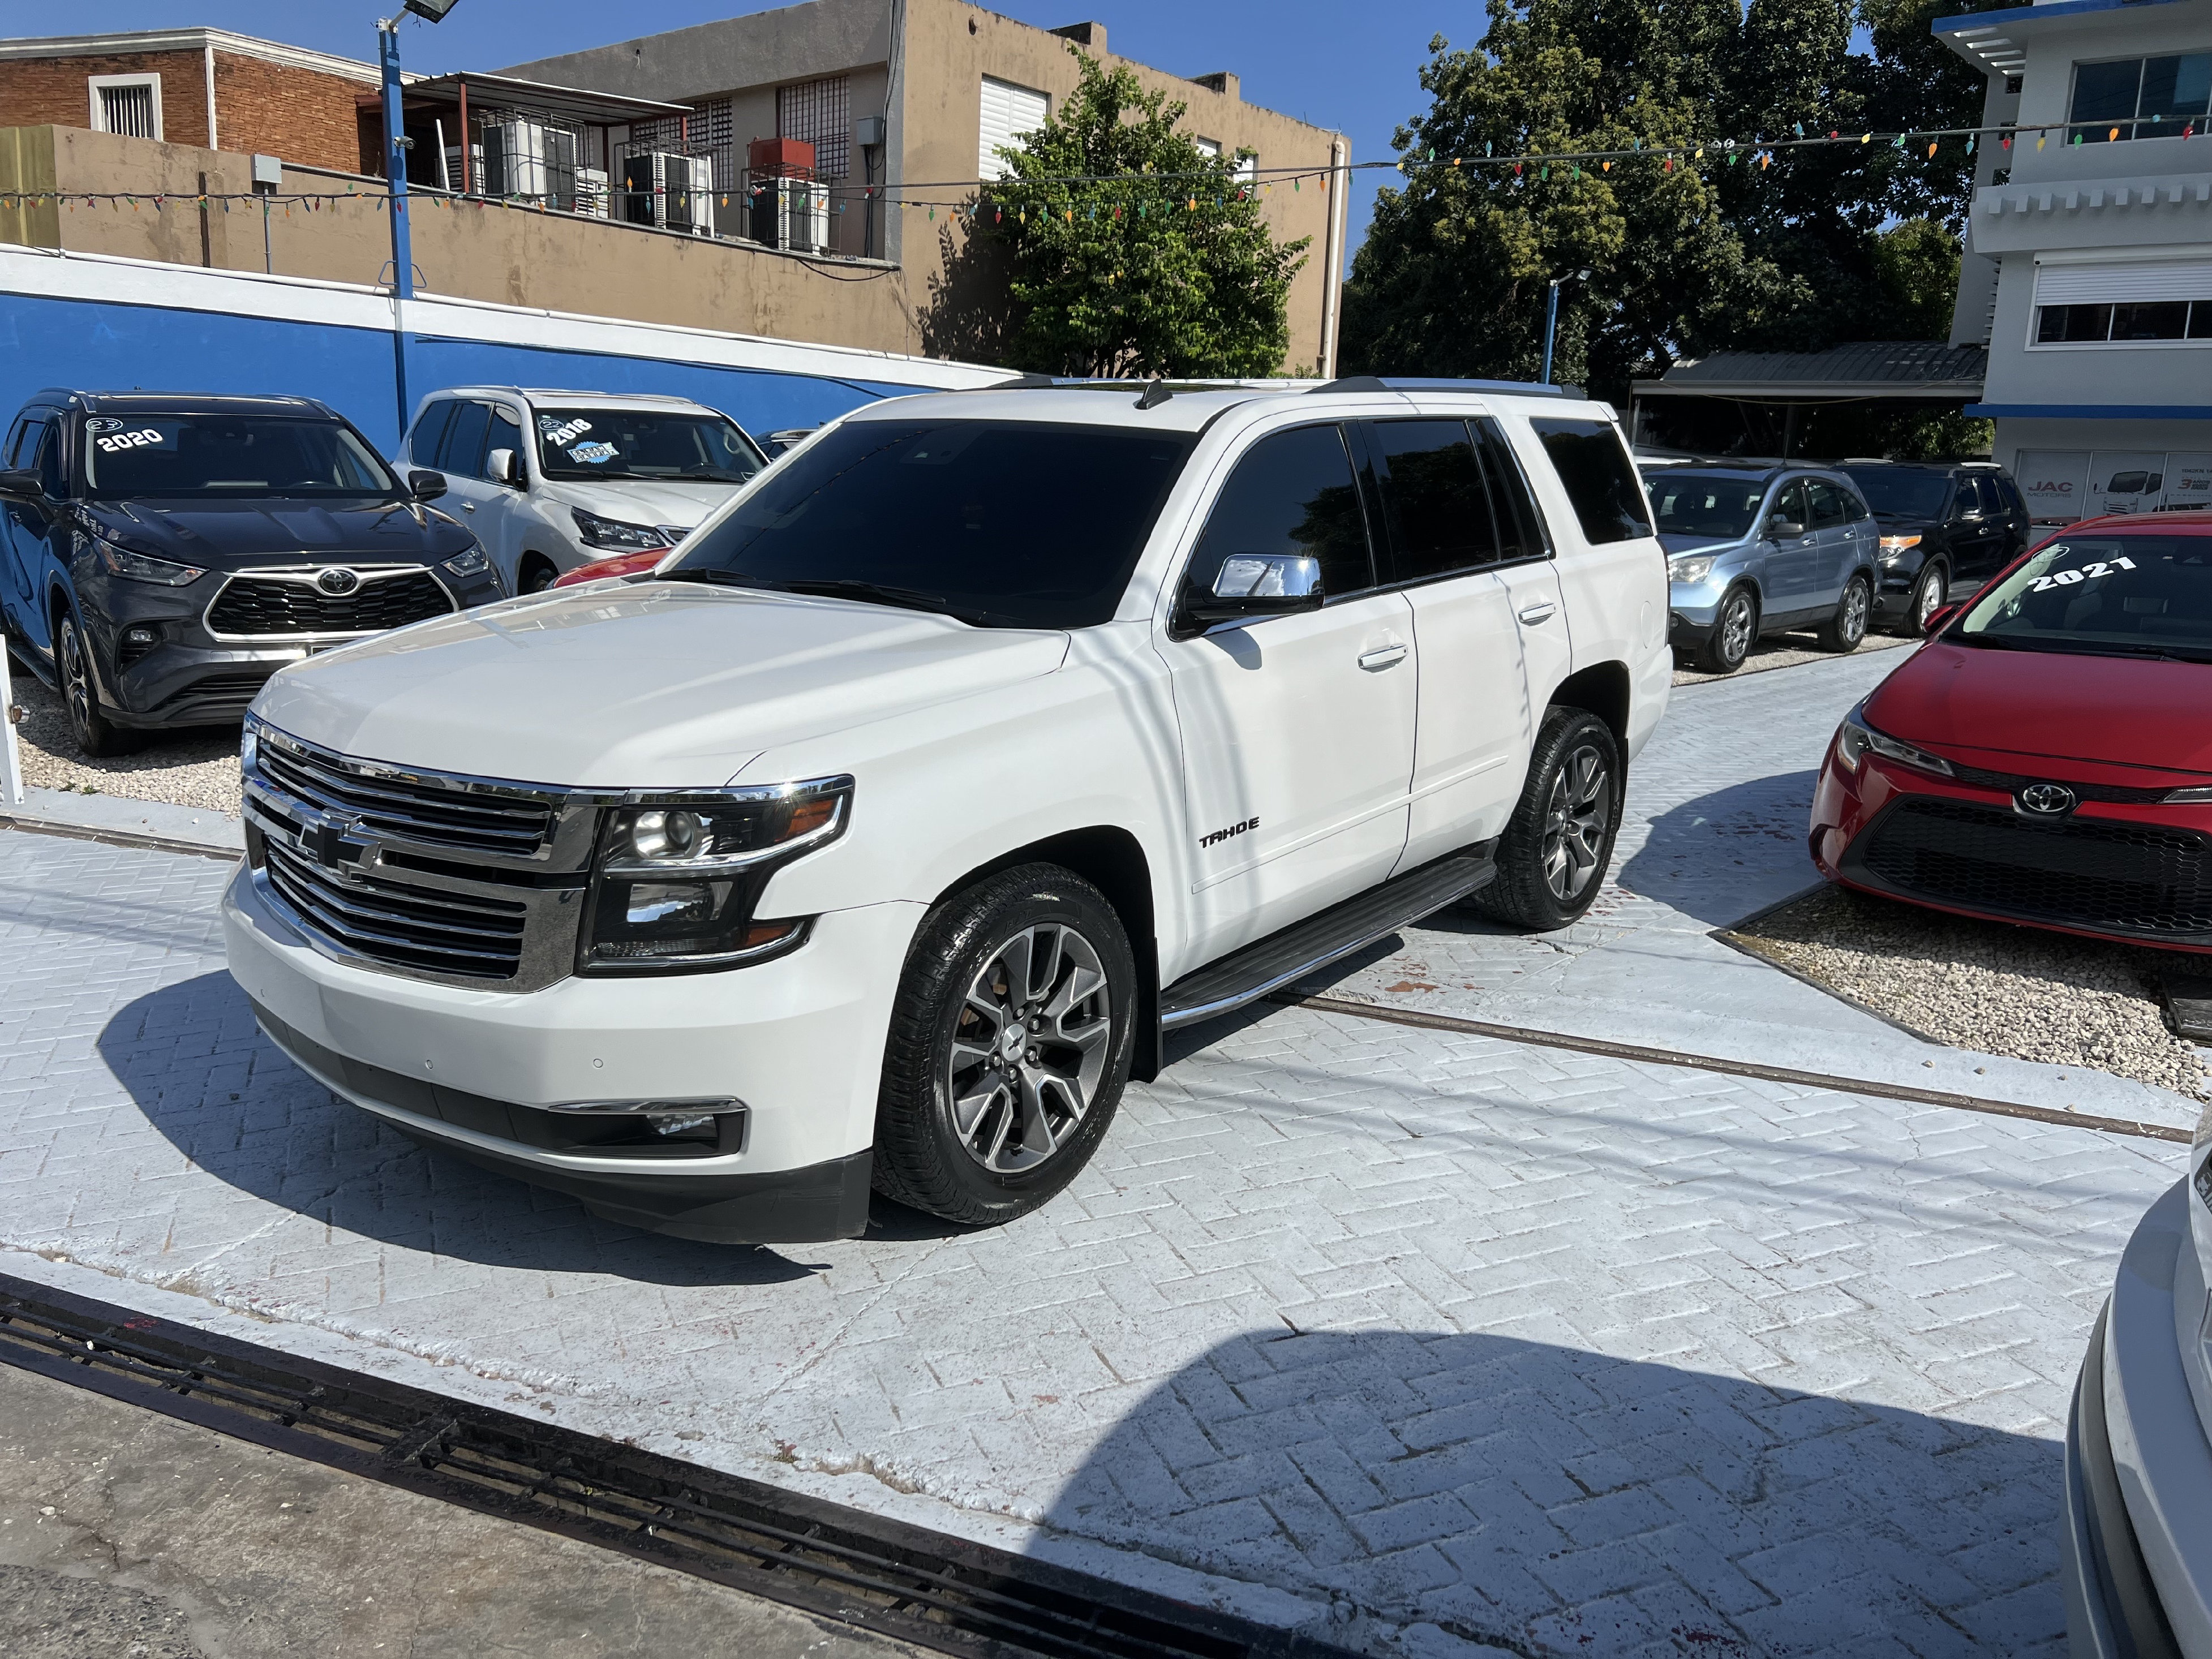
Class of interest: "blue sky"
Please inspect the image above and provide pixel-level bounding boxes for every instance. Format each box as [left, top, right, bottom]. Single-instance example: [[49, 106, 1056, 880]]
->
[[72, 1, 1476, 269]]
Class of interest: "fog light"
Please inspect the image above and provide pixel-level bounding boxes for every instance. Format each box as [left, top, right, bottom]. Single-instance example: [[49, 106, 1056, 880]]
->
[[648, 1112, 718, 1137]]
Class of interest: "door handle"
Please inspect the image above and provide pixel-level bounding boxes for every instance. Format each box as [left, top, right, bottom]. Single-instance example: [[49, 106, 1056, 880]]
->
[[461, 502, 476, 512], [1517, 600, 1557, 625], [1358, 644, 1408, 671]]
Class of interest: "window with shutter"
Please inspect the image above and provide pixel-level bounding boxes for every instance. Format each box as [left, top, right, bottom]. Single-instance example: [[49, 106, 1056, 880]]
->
[[978, 77, 1049, 180], [88, 75, 162, 141]]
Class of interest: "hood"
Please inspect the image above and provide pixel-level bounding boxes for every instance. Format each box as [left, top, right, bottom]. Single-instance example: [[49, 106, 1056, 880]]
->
[[1659, 532, 1744, 558], [541, 476, 744, 530], [1868, 641, 2212, 777], [251, 581, 1071, 788], [81, 497, 470, 568], [1867, 513, 1941, 535]]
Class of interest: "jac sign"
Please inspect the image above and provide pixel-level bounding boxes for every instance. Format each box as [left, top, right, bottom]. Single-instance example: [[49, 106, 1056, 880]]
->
[[2015, 449, 2212, 521]]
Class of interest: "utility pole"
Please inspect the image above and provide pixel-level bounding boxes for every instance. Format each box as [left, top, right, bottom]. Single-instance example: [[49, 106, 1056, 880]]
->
[[1541, 268, 1591, 386], [374, 2, 457, 444]]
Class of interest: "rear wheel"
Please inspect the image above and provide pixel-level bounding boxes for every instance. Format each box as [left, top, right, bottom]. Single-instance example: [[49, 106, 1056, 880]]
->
[[1816, 573, 1872, 653], [873, 865, 1135, 1226], [1694, 586, 1758, 675], [57, 611, 139, 758], [1474, 708, 1623, 931]]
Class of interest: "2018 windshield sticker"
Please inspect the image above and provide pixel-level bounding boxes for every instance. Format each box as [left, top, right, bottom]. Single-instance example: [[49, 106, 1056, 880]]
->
[[93, 428, 169, 454], [568, 441, 618, 465], [2030, 553, 2135, 592], [540, 417, 594, 446]]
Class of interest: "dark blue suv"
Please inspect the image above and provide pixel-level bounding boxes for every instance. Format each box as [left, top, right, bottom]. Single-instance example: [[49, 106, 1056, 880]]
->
[[0, 391, 501, 755]]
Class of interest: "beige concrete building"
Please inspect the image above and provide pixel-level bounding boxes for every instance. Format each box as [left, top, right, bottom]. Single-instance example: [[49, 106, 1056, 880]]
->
[[505, 2, 1352, 373]]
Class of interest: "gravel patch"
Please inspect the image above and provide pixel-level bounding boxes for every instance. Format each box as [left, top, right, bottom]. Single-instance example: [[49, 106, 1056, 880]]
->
[[1673, 628, 1911, 686], [1726, 882, 2210, 1099], [5, 655, 242, 816]]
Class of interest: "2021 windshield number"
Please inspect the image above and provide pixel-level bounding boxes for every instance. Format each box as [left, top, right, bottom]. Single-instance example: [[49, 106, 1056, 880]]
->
[[2030, 555, 2134, 593]]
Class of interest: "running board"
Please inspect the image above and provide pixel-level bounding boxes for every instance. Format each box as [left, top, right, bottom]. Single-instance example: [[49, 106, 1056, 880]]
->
[[1159, 844, 1497, 1031]]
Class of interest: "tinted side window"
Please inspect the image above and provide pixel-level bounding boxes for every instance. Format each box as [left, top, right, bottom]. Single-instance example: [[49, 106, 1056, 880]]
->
[[1369, 419, 1496, 582], [7, 416, 48, 472], [1530, 417, 1652, 544], [1473, 419, 1549, 562], [1995, 475, 2025, 515], [1807, 480, 1848, 527], [488, 407, 525, 472], [1837, 485, 1871, 521], [441, 402, 492, 479], [35, 422, 65, 498], [1955, 478, 1988, 518], [1189, 424, 1375, 603], [1772, 482, 1810, 531], [410, 399, 457, 467]]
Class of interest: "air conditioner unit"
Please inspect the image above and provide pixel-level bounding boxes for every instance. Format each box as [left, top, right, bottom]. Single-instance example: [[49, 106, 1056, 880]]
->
[[622, 152, 710, 234], [749, 178, 830, 253], [484, 123, 579, 208], [574, 167, 611, 220]]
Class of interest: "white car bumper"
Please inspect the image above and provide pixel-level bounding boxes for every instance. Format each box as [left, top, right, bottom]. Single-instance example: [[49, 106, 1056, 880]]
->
[[223, 863, 924, 1243], [2063, 1176, 2212, 1657]]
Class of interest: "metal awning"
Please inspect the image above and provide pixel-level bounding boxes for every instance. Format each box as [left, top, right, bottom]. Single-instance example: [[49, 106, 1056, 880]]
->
[[392, 72, 691, 126], [1631, 341, 1987, 403]]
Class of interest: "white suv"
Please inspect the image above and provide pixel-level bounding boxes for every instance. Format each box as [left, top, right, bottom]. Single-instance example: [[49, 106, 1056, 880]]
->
[[394, 388, 770, 594], [225, 380, 1670, 1243]]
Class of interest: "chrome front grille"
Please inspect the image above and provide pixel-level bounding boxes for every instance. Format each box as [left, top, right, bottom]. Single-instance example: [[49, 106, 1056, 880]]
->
[[258, 736, 555, 857], [205, 568, 456, 640], [264, 839, 529, 978], [243, 724, 605, 991]]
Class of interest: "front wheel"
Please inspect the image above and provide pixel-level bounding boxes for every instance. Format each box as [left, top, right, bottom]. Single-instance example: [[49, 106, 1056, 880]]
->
[[873, 864, 1135, 1226], [1694, 586, 1758, 675], [1816, 574, 1872, 653], [1899, 561, 1947, 636], [57, 611, 139, 758], [1473, 708, 1623, 931]]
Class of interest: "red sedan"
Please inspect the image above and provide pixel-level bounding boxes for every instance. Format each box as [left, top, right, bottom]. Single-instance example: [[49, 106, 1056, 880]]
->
[[551, 548, 668, 588], [1811, 510, 2212, 951]]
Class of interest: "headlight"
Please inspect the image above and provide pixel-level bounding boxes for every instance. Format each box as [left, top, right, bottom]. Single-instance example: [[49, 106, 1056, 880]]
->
[[94, 537, 203, 586], [1878, 534, 1922, 564], [1833, 706, 1953, 777], [442, 547, 491, 579], [572, 508, 670, 552], [579, 776, 853, 974], [2165, 786, 2212, 803], [1667, 555, 1716, 584]]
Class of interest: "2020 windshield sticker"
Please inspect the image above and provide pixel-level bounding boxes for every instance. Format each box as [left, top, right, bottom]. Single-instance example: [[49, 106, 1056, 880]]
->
[[539, 416, 594, 447], [2029, 547, 2136, 592], [568, 441, 619, 465], [93, 427, 170, 454]]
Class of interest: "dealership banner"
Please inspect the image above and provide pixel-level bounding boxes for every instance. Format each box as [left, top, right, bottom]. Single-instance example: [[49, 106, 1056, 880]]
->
[[2014, 449, 2212, 521]]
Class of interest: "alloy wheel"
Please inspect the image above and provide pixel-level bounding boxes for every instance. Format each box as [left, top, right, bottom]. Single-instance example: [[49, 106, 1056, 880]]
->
[[1914, 568, 1945, 631], [1540, 744, 1612, 903], [1841, 579, 1870, 644], [59, 621, 94, 742], [1719, 592, 1754, 665], [947, 922, 1113, 1175]]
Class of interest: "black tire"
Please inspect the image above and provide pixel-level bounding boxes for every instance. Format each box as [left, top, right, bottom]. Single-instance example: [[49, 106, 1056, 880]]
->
[[1897, 561, 1947, 637], [1815, 573, 1872, 653], [1474, 708, 1624, 931], [55, 609, 140, 758], [519, 556, 560, 594], [1694, 586, 1758, 674], [873, 863, 1136, 1227]]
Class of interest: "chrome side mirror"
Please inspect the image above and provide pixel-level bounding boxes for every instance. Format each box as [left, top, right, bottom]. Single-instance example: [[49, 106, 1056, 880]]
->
[[487, 448, 523, 488], [1183, 553, 1325, 629]]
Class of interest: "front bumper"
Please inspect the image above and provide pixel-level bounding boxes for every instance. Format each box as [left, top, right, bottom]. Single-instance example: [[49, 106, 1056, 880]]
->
[[222, 863, 924, 1242], [2062, 1179, 2212, 1657]]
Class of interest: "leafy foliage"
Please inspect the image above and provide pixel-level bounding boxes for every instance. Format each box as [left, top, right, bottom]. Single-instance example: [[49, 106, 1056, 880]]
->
[[1343, 0, 2005, 405], [969, 50, 1308, 379]]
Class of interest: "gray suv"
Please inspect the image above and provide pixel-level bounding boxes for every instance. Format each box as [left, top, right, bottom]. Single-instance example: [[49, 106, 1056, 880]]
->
[[1642, 462, 1882, 674]]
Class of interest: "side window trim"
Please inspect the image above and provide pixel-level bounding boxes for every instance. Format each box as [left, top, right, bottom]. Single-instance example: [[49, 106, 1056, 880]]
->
[[1354, 416, 1498, 592], [1476, 418, 1555, 564]]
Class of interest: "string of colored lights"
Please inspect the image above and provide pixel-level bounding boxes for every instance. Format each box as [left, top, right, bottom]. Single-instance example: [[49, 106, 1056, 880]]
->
[[2, 115, 2198, 221]]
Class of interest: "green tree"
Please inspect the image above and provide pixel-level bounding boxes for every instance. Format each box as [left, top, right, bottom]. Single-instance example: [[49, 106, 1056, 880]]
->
[[1869, 216, 1962, 337], [972, 50, 1308, 379]]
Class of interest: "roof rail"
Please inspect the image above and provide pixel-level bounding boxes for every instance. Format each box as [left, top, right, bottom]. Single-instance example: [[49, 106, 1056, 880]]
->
[[1308, 375, 1579, 399]]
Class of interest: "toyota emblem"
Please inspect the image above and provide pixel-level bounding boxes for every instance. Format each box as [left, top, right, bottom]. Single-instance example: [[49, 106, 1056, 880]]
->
[[2017, 782, 2077, 818], [316, 567, 362, 596]]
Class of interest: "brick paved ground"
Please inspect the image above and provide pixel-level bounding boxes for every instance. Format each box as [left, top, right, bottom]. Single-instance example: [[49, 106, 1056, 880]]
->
[[0, 652, 2191, 1657]]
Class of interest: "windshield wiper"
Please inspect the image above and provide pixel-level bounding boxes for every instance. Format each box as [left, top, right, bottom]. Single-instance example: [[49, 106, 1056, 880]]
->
[[1961, 633, 2212, 663], [665, 570, 1018, 627]]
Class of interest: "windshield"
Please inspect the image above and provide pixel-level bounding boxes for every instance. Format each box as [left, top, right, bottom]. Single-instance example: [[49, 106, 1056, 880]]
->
[[663, 419, 1196, 629], [81, 415, 401, 500], [534, 408, 766, 483], [1644, 473, 1768, 540], [1956, 535, 2212, 659], [1842, 469, 1952, 519]]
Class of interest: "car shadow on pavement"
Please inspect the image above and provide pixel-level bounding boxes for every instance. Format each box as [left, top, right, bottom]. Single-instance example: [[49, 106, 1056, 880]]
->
[[100, 972, 834, 1286], [1046, 1326, 2064, 1657], [1615, 771, 1826, 928]]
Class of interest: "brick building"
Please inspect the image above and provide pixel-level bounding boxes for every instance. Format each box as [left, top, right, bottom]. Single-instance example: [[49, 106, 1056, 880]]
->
[[0, 28, 383, 173]]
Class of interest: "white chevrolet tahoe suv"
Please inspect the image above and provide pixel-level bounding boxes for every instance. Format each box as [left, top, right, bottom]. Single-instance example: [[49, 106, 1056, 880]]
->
[[224, 379, 1670, 1244]]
